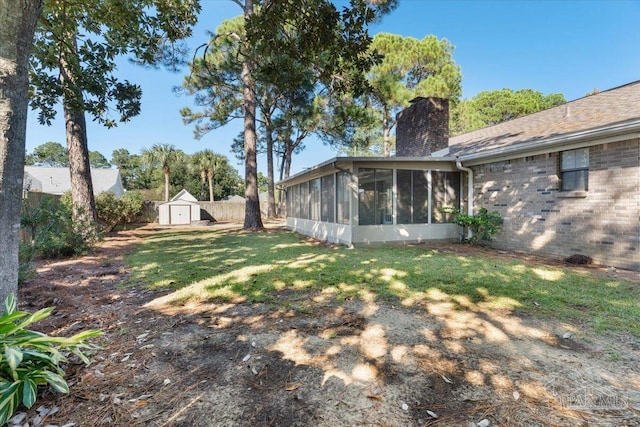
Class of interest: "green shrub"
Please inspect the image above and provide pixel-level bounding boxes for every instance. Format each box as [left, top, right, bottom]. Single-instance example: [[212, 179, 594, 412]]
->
[[95, 191, 144, 233], [0, 294, 101, 424], [120, 191, 144, 224], [442, 207, 503, 244], [20, 194, 90, 259], [20, 195, 58, 247], [95, 192, 121, 233], [17, 244, 35, 286], [60, 192, 99, 243], [37, 203, 89, 258]]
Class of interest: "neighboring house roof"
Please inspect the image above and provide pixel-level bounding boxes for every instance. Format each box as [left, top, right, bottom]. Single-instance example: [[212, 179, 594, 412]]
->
[[450, 80, 640, 161], [23, 166, 125, 197], [220, 193, 268, 202], [222, 195, 246, 202], [170, 189, 198, 202]]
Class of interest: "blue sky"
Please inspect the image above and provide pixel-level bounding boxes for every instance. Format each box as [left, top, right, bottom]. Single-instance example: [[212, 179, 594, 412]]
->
[[25, 0, 640, 177]]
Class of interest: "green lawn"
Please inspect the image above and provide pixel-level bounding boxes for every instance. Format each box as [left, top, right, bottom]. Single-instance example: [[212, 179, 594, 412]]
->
[[125, 227, 639, 336]]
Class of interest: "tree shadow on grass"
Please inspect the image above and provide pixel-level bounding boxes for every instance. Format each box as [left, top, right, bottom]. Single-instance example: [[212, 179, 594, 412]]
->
[[18, 225, 639, 426], [130, 226, 640, 425]]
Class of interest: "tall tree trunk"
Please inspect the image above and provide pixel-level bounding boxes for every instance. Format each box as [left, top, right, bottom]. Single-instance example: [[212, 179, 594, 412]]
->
[[59, 33, 97, 238], [208, 172, 214, 202], [63, 102, 97, 228], [382, 110, 391, 157], [266, 130, 276, 218], [284, 147, 293, 179], [163, 169, 170, 201], [0, 0, 43, 302], [279, 150, 286, 181], [242, 0, 263, 230], [277, 150, 286, 212], [200, 170, 207, 200]]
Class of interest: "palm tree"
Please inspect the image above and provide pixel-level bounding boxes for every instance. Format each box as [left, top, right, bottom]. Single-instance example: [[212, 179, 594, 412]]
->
[[141, 143, 179, 201], [190, 149, 226, 202], [189, 151, 207, 200], [190, 150, 209, 201], [206, 154, 225, 203]]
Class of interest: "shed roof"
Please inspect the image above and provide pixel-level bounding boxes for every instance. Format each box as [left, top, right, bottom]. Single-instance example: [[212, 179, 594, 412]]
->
[[170, 189, 198, 202], [159, 199, 200, 206]]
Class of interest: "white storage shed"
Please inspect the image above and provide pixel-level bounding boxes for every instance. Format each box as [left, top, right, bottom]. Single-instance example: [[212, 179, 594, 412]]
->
[[158, 189, 201, 225]]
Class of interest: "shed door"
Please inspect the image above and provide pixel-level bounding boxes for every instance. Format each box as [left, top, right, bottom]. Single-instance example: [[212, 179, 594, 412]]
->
[[170, 205, 191, 225]]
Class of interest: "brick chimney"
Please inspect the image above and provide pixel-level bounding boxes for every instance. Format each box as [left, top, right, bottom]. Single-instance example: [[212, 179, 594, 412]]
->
[[395, 97, 449, 157]]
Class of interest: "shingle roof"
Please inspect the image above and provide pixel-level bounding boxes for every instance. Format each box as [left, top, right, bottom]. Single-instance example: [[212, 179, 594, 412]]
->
[[24, 166, 124, 196], [449, 80, 640, 158]]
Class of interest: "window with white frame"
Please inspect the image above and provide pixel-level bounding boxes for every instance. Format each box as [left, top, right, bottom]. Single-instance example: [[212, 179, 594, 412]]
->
[[560, 148, 589, 191]]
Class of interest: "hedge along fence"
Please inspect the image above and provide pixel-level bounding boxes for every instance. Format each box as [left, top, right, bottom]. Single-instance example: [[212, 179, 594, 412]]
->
[[22, 191, 61, 208], [136, 201, 275, 224], [22, 194, 279, 232]]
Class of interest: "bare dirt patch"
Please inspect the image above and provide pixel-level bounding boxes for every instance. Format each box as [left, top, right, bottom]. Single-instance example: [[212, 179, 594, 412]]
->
[[17, 225, 640, 427]]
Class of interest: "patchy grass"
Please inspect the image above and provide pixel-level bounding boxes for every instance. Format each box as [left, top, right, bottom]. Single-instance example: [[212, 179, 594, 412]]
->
[[125, 227, 639, 336]]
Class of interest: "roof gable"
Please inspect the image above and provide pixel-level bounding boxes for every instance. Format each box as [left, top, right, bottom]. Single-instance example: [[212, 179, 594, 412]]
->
[[170, 189, 198, 202]]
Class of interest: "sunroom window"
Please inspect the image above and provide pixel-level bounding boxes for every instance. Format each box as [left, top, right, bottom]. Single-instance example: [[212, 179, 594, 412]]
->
[[321, 175, 335, 222], [358, 168, 393, 225], [397, 170, 429, 224], [431, 171, 461, 223], [336, 172, 350, 224]]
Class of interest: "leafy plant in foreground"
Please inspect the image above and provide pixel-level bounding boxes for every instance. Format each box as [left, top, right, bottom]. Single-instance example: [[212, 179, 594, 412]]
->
[[0, 295, 101, 424]]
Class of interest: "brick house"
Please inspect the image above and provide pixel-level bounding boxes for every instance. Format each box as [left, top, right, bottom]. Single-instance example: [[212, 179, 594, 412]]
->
[[278, 81, 640, 271]]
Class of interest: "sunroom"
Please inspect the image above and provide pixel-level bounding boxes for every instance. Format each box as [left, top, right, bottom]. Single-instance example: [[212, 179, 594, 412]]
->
[[280, 157, 466, 246]]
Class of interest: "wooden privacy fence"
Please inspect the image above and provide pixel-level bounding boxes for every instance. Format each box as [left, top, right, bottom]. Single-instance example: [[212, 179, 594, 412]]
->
[[20, 194, 282, 242], [138, 201, 277, 223], [23, 191, 61, 208]]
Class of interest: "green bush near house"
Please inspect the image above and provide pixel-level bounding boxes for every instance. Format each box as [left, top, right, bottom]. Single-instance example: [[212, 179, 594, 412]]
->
[[443, 207, 503, 243], [0, 294, 101, 424]]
